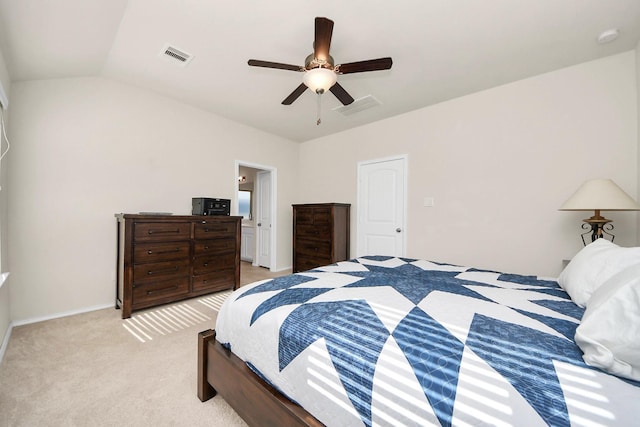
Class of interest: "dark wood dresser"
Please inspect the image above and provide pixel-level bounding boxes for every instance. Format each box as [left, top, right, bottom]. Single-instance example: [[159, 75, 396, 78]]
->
[[292, 203, 350, 273], [115, 214, 241, 318]]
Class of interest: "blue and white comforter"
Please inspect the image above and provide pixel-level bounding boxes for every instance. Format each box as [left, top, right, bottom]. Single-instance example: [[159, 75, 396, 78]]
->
[[216, 256, 640, 426]]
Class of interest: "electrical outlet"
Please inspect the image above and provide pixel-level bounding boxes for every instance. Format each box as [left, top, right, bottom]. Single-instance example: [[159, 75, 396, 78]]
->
[[423, 197, 435, 207]]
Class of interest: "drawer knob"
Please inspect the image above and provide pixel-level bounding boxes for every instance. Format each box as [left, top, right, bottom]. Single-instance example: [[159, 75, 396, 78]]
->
[[147, 248, 181, 255], [147, 266, 179, 275], [148, 229, 180, 235], [147, 284, 179, 295]]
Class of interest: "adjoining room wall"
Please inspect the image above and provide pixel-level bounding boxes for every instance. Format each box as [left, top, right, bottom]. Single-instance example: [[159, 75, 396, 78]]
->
[[299, 51, 638, 277], [8, 76, 298, 322]]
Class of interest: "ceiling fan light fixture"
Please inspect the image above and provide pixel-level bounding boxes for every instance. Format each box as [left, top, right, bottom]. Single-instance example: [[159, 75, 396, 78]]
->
[[303, 67, 337, 94]]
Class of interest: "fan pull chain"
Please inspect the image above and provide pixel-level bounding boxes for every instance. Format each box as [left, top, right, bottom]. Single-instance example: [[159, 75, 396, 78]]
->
[[316, 92, 322, 125]]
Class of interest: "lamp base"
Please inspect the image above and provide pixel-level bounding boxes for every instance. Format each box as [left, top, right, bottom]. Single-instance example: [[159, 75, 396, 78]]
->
[[581, 212, 614, 246]]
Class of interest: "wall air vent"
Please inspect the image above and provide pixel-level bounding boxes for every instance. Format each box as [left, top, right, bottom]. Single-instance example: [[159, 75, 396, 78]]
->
[[159, 44, 193, 67], [333, 95, 381, 116]]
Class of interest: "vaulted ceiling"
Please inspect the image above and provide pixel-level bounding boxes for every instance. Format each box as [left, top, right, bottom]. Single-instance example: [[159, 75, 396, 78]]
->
[[1, 0, 639, 142]]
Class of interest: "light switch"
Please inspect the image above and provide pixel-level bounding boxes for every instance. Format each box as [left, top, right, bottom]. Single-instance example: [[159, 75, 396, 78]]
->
[[423, 197, 434, 207]]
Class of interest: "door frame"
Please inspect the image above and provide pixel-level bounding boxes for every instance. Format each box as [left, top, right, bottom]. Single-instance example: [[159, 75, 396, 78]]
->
[[356, 154, 408, 257], [235, 160, 277, 272]]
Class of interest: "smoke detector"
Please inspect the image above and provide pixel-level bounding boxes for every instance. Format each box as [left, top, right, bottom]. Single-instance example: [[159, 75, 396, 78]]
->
[[597, 29, 619, 44]]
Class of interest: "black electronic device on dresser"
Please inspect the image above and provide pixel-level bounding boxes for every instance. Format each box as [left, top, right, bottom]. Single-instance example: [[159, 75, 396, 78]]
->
[[192, 197, 230, 216]]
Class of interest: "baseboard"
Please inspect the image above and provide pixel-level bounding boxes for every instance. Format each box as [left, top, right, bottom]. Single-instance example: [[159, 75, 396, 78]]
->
[[248, 261, 291, 273], [0, 321, 13, 365], [10, 303, 115, 328]]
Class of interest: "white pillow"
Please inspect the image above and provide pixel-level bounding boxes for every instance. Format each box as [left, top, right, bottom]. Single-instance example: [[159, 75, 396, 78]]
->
[[558, 239, 640, 307], [575, 264, 640, 381]]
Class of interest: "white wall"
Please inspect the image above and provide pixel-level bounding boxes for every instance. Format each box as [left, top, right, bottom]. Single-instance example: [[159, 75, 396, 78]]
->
[[637, 40, 640, 243], [299, 51, 639, 277], [4, 51, 639, 324], [0, 44, 10, 349], [7, 77, 298, 322]]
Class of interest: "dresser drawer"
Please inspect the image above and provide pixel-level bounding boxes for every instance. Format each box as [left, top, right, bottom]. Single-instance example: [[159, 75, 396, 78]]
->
[[295, 238, 331, 257], [134, 241, 190, 263], [193, 238, 236, 256], [295, 207, 331, 225], [133, 258, 191, 282], [193, 252, 237, 275], [295, 254, 331, 272], [192, 269, 235, 292], [194, 221, 237, 239], [294, 224, 331, 240], [134, 222, 191, 242], [132, 276, 189, 306]]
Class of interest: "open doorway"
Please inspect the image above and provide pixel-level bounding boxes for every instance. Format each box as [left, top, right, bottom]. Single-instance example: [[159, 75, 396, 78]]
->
[[235, 161, 277, 271]]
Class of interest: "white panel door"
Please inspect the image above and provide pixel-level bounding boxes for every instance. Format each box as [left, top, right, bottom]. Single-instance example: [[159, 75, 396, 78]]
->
[[357, 157, 406, 257], [256, 170, 272, 268]]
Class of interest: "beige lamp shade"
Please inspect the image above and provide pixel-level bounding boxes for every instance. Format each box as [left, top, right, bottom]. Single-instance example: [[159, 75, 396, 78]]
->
[[559, 179, 640, 211]]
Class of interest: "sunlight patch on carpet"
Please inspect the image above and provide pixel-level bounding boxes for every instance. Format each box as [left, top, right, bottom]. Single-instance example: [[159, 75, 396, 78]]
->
[[122, 290, 232, 343], [198, 290, 232, 311]]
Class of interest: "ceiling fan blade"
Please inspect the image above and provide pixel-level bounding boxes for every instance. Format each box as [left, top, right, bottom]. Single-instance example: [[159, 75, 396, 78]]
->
[[282, 83, 308, 105], [248, 59, 304, 72], [329, 82, 354, 106], [336, 57, 393, 74], [313, 17, 334, 62]]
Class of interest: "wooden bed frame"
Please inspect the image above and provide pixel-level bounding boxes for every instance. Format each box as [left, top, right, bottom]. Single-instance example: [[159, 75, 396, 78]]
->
[[197, 329, 324, 427]]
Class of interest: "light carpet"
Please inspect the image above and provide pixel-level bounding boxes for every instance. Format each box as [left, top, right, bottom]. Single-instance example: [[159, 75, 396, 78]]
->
[[0, 290, 247, 427], [121, 291, 231, 343]]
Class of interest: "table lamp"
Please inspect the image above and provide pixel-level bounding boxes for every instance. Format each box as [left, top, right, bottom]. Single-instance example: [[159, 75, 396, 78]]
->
[[559, 178, 640, 245]]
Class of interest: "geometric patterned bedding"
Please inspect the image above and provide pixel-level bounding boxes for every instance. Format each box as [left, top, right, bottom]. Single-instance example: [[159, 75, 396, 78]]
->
[[216, 256, 640, 426]]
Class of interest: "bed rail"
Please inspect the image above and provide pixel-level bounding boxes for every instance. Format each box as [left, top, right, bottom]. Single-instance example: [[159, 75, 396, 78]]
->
[[197, 329, 323, 427]]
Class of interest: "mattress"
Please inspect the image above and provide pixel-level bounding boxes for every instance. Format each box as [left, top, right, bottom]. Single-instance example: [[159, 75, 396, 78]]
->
[[216, 256, 640, 426]]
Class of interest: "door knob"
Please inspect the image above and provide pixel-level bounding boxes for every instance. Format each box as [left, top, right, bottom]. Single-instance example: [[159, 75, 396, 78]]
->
[[396, 228, 402, 233], [257, 223, 262, 227]]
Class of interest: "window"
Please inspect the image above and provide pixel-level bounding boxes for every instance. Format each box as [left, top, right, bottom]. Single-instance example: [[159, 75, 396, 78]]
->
[[238, 190, 252, 220]]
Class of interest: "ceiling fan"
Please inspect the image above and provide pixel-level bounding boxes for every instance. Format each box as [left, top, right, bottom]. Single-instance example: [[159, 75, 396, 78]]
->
[[248, 17, 392, 115]]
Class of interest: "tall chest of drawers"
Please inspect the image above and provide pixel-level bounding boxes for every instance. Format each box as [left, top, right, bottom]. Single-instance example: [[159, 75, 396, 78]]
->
[[292, 203, 350, 273], [115, 214, 241, 318]]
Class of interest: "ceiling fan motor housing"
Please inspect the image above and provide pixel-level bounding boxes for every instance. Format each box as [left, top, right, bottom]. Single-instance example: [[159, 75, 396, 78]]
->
[[305, 53, 335, 70]]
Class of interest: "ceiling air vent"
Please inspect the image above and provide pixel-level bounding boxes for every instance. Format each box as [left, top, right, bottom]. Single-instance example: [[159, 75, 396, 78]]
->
[[159, 44, 193, 66], [333, 95, 382, 116]]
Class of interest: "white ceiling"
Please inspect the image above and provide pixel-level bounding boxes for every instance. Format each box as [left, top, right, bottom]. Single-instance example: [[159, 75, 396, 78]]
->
[[1, 0, 639, 142]]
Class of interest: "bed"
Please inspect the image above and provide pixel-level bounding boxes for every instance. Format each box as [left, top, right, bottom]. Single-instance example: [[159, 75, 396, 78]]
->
[[197, 253, 640, 426]]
